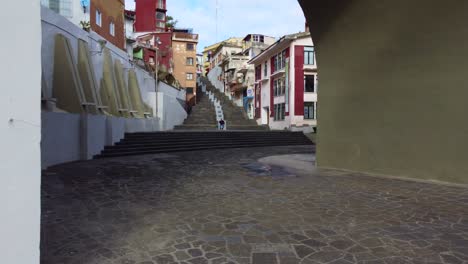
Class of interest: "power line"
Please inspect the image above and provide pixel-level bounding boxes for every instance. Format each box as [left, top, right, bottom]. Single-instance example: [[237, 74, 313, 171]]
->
[[215, 0, 218, 42]]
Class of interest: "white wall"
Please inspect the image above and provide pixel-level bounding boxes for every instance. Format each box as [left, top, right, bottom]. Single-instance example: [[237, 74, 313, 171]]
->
[[41, 7, 151, 107], [41, 0, 89, 27], [207, 65, 224, 92], [0, 1, 41, 263], [40, 7, 188, 168], [41, 112, 163, 168], [158, 81, 186, 101]]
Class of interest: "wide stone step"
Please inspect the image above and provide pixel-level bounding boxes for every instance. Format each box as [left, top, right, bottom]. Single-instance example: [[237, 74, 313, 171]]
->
[[95, 131, 313, 158], [96, 141, 314, 158], [120, 134, 306, 143], [105, 139, 311, 152]]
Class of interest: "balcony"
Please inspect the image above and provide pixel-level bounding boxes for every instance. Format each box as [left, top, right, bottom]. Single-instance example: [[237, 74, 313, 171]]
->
[[172, 32, 199, 42]]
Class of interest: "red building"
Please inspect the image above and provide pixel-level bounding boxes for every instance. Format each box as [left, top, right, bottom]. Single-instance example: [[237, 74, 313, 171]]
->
[[90, 0, 126, 50], [134, 0, 167, 33]]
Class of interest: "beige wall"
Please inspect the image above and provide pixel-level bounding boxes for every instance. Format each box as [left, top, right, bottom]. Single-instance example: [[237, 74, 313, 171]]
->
[[173, 40, 198, 92], [299, 0, 468, 184]]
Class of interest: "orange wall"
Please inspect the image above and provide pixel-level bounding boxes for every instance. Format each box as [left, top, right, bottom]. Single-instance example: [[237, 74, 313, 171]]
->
[[90, 0, 125, 50], [172, 40, 198, 92]]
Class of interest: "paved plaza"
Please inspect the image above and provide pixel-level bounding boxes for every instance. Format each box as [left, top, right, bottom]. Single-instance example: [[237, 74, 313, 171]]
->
[[41, 146, 468, 264]]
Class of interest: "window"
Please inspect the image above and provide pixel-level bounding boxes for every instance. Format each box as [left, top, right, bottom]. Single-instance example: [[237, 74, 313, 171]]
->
[[264, 62, 267, 77], [252, 35, 264, 43], [156, 21, 165, 29], [109, 22, 115, 36], [186, 88, 194, 94], [274, 103, 286, 121], [304, 102, 316, 120], [274, 78, 286, 97], [158, 0, 165, 9], [304, 46, 315, 65], [48, 0, 73, 17], [305, 75, 315, 93], [186, 43, 195, 51], [96, 9, 102, 27], [186, 57, 194, 65], [186, 73, 194, 80], [255, 65, 262, 81], [156, 11, 166, 20], [273, 50, 286, 72]]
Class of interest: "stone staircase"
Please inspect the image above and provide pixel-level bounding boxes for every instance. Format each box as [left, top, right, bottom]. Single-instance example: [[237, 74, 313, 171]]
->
[[201, 77, 269, 131], [173, 91, 218, 130], [94, 131, 314, 158], [94, 78, 314, 159]]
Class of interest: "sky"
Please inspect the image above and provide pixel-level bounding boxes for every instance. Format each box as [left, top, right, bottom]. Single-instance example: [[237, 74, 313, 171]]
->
[[125, 0, 306, 53]]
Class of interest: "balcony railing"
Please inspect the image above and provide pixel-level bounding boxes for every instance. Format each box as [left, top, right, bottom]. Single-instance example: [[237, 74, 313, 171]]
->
[[172, 32, 199, 41]]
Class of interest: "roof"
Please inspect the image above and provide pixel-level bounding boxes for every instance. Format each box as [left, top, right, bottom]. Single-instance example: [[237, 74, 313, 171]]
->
[[242, 34, 275, 42], [248, 32, 312, 65], [124, 10, 135, 20], [203, 37, 243, 53], [212, 42, 243, 57]]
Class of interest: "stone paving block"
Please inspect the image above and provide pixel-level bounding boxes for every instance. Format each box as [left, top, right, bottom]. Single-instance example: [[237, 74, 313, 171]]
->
[[40, 146, 468, 264], [252, 253, 278, 264]]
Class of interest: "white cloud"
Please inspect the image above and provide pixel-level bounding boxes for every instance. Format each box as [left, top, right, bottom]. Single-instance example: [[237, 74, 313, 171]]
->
[[125, 0, 306, 52]]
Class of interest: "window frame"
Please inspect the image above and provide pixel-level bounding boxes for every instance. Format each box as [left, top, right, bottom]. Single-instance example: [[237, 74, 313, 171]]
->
[[274, 78, 286, 97], [304, 46, 315, 65], [109, 21, 115, 36], [304, 102, 316, 120], [304, 75, 315, 93], [274, 103, 286, 121], [186, 43, 195, 51], [186, 57, 194, 66], [186, 73, 194, 80], [273, 49, 287, 73], [156, 11, 166, 21], [96, 9, 102, 27]]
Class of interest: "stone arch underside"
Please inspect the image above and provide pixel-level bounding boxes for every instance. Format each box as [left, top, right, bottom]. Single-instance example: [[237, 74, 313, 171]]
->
[[298, 0, 468, 184]]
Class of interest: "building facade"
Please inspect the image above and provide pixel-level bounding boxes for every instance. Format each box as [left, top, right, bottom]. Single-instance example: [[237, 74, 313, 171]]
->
[[202, 37, 243, 76], [124, 10, 136, 57], [196, 54, 203, 77], [249, 32, 317, 132], [40, 0, 90, 26], [134, 0, 167, 33], [90, 0, 125, 50], [207, 35, 275, 119], [172, 30, 199, 101]]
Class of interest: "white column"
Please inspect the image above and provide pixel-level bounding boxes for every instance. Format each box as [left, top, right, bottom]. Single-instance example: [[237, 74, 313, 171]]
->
[[0, 0, 41, 263]]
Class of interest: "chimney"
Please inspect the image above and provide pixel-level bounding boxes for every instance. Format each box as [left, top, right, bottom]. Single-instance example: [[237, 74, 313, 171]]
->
[[305, 22, 310, 33]]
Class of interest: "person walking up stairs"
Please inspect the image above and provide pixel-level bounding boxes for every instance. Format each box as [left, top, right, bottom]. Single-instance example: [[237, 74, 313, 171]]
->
[[200, 77, 269, 131]]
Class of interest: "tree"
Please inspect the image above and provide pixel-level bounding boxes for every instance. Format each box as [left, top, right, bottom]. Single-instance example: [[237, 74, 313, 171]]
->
[[166, 16, 178, 29]]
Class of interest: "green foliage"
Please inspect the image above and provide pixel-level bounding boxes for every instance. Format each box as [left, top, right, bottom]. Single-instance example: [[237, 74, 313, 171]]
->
[[166, 16, 178, 29], [80, 20, 91, 32]]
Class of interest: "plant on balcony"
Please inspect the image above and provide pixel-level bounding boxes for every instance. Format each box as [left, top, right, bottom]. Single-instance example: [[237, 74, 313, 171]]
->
[[80, 21, 91, 32]]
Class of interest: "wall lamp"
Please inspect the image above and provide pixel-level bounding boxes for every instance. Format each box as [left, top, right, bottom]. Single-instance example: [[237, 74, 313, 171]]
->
[[90, 39, 108, 55]]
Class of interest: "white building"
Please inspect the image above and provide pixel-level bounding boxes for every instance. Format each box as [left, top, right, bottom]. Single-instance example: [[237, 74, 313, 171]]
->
[[207, 34, 276, 119], [249, 32, 318, 132], [124, 9, 136, 57], [41, 0, 90, 27]]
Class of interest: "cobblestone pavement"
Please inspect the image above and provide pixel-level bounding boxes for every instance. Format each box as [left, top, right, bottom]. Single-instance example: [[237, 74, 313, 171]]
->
[[41, 146, 468, 264]]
